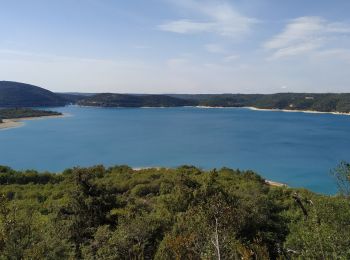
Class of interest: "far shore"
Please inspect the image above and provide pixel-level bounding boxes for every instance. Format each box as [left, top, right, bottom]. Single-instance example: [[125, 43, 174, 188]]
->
[[77, 104, 350, 116], [195, 105, 350, 116], [0, 114, 66, 130], [244, 106, 350, 116]]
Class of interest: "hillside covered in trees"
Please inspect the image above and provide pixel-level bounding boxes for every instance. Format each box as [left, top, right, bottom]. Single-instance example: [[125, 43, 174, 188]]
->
[[0, 81, 70, 107], [0, 164, 349, 259], [78, 92, 350, 113], [0, 108, 62, 120], [1, 81, 350, 113], [77, 93, 196, 107], [0, 81, 86, 107], [172, 93, 350, 113]]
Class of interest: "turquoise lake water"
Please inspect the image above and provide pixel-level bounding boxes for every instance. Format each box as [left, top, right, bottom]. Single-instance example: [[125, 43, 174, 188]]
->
[[1, 105, 350, 194]]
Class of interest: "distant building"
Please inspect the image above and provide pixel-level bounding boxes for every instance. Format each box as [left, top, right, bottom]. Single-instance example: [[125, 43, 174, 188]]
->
[[305, 96, 314, 100]]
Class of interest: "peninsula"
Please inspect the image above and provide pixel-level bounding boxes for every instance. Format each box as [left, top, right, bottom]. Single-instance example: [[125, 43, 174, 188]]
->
[[0, 108, 63, 130]]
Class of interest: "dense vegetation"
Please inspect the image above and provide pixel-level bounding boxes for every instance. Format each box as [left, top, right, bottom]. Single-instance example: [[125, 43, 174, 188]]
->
[[77, 93, 196, 107], [0, 164, 349, 259], [0, 108, 62, 122], [172, 93, 350, 113], [0, 81, 68, 107], [56, 93, 87, 104], [77, 92, 350, 112], [2, 81, 350, 112]]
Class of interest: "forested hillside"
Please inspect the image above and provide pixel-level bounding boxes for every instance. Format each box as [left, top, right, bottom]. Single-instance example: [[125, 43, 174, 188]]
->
[[0, 108, 62, 120], [2, 81, 350, 113], [0, 81, 67, 107], [77, 93, 196, 107], [0, 164, 349, 259], [174, 93, 350, 113], [78, 92, 350, 113]]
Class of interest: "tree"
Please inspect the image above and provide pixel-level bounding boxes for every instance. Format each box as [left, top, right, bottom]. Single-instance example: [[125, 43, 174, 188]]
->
[[332, 161, 350, 197], [0, 195, 43, 259], [55, 167, 116, 258]]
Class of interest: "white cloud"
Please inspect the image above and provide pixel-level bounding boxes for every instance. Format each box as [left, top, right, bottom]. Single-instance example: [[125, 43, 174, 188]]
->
[[270, 42, 322, 59], [204, 43, 226, 53], [264, 16, 350, 59], [223, 54, 239, 62], [158, 0, 257, 38], [159, 20, 214, 34]]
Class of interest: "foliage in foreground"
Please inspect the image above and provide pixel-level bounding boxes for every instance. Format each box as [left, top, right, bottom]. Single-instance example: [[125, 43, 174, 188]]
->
[[0, 164, 349, 259]]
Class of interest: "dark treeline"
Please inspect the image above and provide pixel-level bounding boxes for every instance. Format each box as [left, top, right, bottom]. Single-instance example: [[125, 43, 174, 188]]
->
[[77, 92, 350, 112], [0, 108, 62, 122], [172, 93, 350, 113], [2, 81, 350, 113], [0, 81, 68, 107], [77, 93, 195, 107], [0, 164, 349, 259]]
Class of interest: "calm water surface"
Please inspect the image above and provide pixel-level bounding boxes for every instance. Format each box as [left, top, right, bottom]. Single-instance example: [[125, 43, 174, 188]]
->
[[1, 105, 350, 194]]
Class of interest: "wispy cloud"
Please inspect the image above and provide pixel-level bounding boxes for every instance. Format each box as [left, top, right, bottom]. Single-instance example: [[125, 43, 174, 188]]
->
[[223, 54, 239, 62], [204, 43, 226, 53], [158, 0, 257, 38], [315, 49, 350, 63], [264, 16, 350, 59], [159, 20, 214, 34]]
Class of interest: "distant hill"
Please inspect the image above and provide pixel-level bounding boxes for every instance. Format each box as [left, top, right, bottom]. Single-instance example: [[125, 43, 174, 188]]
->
[[56, 93, 87, 103], [2, 81, 350, 113], [0, 81, 67, 107], [77, 92, 350, 112], [171, 93, 350, 113], [78, 93, 197, 107]]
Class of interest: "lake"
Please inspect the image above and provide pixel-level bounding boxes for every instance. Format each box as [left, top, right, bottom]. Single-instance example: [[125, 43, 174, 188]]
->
[[1, 105, 350, 194]]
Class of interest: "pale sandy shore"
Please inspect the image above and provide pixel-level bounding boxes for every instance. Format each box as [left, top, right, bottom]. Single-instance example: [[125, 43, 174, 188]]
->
[[195, 105, 350, 115], [0, 119, 24, 130], [265, 180, 288, 187], [244, 106, 350, 116], [0, 114, 66, 130], [195, 106, 226, 109]]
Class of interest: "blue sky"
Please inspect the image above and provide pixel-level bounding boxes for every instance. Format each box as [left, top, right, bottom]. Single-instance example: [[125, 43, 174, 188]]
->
[[0, 0, 350, 93]]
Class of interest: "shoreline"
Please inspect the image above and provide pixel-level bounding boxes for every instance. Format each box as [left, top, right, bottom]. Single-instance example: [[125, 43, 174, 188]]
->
[[0, 114, 66, 130], [195, 105, 350, 116], [265, 180, 288, 187], [132, 167, 288, 188], [244, 106, 350, 116], [74, 104, 350, 116]]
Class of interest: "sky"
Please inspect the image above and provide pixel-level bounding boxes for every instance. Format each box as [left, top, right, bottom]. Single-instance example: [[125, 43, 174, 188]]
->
[[0, 0, 350, 94]]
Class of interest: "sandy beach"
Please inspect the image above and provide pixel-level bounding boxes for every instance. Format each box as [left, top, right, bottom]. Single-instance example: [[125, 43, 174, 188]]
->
[[195, 105, 350, 115], [244, 106, 350, 116], [0, 119, 24, 130], [265, 180, 288, 187], [0, 114, 66, 130]]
